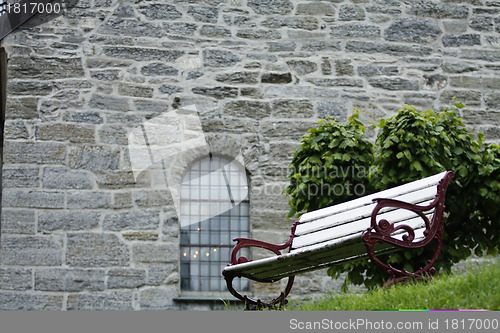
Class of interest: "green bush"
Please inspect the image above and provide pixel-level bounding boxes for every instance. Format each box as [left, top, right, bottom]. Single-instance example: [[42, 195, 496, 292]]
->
[[285, 111, 375, 219], [473, 144, 500, 253], [285, 103, 500, 289]]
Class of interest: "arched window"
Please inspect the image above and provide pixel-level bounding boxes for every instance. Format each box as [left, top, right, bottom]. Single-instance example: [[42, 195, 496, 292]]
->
[[180, 154, 250, 293]]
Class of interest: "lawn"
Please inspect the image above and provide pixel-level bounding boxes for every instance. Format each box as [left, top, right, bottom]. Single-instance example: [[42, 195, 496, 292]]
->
[[287, 258, 500, 311]]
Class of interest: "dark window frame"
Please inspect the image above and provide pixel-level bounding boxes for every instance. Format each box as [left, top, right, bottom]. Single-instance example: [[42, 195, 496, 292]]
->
[[179, 154, 250, 294]]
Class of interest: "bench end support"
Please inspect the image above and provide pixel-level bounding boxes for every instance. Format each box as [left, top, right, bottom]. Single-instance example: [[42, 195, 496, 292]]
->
[[362, 171, 454, 287], [222, 221, 299, 310]]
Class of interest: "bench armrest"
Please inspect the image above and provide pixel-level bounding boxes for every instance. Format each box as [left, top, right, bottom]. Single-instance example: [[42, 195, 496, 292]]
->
[[373, 197, 436, 211], [368, 171, 455, 243], [228, 221, 299, 265], [370, 197, 436, 238]]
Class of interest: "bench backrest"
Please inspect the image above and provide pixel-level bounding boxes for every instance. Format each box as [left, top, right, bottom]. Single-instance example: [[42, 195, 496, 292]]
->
[[290, 171, 448, 254]]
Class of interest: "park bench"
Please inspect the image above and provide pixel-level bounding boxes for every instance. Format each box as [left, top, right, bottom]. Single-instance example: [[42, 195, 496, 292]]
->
[[222, 171, 455, 309]]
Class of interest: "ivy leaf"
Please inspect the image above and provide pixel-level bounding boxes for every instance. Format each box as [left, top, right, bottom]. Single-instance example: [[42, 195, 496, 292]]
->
[[411, 160, 424, 172], [404, 150, 412, 161], [308, 155, 321, 165]]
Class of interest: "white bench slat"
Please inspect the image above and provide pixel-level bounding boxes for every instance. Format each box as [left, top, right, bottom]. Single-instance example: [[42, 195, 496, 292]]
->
[[298, 171, 447, 223], [292, 214, 429, 254], [292, 202, 434, 249], [295, 186, 436, 236]]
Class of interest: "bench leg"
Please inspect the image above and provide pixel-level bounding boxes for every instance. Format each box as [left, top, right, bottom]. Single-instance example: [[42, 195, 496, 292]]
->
[[364, 227, 443, 288], [223, 271, 295, 310], [382, 266, 437, 289]]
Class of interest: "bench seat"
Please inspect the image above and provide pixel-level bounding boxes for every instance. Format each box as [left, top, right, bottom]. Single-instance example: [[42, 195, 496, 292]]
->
[[222, 171, 454, 309]]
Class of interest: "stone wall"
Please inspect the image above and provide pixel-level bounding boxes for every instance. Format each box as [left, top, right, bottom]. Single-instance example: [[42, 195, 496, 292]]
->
[[1, 0, 499, 310]]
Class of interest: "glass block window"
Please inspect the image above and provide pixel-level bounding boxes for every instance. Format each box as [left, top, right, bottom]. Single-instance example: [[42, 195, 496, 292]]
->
[[180, 155, 250, 293]]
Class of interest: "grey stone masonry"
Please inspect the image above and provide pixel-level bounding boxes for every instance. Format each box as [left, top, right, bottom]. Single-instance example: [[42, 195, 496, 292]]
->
[[1, 0, 499, 310]]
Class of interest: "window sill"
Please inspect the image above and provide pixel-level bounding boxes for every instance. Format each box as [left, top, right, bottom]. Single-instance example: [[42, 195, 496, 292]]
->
[[173, 295, 242, 303]]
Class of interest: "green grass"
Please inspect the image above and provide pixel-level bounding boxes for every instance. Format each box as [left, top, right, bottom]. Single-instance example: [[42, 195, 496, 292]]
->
[[288, 259, 500, 311]]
